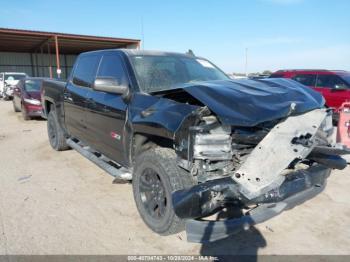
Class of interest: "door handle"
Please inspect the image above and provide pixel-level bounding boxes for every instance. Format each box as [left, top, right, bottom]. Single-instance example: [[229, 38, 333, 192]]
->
[[87, 98, 109, 113]]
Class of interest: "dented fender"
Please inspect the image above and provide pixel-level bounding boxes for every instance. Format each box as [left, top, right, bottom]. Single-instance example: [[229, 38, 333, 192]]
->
[[129, 93, 200, 139]]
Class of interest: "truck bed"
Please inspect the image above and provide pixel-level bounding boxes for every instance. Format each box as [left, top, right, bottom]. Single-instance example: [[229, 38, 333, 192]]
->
[[42, 79, 66, 118]]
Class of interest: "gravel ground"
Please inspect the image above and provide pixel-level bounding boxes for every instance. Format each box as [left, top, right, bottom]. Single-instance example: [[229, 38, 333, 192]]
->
[[0, 99, 349, 256]]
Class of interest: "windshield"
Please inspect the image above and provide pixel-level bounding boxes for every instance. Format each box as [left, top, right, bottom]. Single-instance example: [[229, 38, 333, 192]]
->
[[25, 80, 41, 92], [129, 55, 229, 93], [5, 74, 26, 81]]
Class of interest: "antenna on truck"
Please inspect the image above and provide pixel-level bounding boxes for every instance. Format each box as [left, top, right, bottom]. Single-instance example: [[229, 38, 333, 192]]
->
[[187, 49, 195, 56]]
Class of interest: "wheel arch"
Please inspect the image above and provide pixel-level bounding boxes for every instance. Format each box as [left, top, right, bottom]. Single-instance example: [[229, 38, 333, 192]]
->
[[130, 132, 174, 164]]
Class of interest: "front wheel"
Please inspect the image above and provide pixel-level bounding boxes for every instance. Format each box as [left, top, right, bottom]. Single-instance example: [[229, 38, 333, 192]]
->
[[132, 147, 195, 235]]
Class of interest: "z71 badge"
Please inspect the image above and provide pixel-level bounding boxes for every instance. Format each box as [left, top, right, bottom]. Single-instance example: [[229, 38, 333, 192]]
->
[[110, 132, 121, 140]]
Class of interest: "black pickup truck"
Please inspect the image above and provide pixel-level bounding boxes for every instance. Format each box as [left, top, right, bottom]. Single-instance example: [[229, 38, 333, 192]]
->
[[42, 49, 349, 243]]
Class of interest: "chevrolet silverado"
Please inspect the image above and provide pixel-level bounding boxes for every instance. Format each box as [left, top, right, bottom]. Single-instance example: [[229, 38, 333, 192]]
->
[[42, 49, 349, 243]]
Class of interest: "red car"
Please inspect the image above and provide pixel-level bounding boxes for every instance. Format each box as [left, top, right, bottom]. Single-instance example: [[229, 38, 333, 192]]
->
[[270, 70, 350, 114], [12, 77, 47, 120]]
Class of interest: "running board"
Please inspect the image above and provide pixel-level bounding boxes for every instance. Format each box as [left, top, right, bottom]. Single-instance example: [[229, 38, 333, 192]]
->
[[66, 138, 132, 181]]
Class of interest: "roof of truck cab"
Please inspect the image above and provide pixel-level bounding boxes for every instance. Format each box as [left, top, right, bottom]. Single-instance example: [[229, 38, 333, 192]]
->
[[81, 49, 199, 58], [122, 49, 196, 57]]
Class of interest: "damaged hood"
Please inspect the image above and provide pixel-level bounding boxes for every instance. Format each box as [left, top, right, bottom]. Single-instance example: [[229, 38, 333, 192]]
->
[[182, 78, 324, 126]]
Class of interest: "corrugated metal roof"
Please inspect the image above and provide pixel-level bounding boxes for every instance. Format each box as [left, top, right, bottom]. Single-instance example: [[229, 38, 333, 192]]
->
[[0, 28, 141, 54]]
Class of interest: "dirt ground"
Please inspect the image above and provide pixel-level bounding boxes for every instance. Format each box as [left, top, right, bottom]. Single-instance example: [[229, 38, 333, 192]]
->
[[0, 99, 349, 256]]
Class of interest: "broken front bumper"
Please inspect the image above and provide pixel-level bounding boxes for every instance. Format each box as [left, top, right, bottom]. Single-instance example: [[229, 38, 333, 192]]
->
[[186, 180, 326, 243], [175, 165, 332, 243]]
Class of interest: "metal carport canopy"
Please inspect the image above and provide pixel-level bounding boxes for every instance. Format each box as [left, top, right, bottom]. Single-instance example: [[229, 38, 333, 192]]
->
[[0, 27, 140, 78], [0, 27, 140, 54]]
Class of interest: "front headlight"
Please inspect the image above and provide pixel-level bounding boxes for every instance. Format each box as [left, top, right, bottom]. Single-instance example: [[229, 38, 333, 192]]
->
[[24, 98, 41, 105]]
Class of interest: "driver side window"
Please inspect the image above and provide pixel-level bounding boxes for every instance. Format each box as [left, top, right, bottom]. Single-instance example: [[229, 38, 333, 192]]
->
[[96, 54, 128, 86], [73, 55, 100, 88]]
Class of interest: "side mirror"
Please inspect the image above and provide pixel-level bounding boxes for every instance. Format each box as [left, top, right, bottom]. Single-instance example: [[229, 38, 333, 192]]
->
[[92, 77, 128, 95]]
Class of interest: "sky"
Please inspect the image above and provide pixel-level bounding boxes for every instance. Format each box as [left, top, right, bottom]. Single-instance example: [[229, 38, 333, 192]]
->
[[0, 0, 349, 73]]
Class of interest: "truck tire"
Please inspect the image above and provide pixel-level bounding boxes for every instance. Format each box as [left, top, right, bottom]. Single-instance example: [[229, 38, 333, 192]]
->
[[47, 108, 70, 151], [132, 147, 195, 235]]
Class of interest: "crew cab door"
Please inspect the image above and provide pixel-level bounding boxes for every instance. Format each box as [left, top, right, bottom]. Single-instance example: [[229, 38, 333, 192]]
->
[[85, 53, 129, 166], [64, 54, 100, 142], [315, 74, 350, 109]]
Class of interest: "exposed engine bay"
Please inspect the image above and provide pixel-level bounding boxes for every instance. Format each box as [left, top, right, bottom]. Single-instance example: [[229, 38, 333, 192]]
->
[[172, 105, 348, 224], [144, 78, 349, 242]]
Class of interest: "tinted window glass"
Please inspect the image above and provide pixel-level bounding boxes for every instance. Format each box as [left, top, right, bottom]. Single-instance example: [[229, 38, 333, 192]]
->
[[316, 75, 349, 89], [97, 54, 128, 85], [269, 74, 284, 78], [25, 80, 41, 91], [73, 55, 100, 87], [292, 74, 316, 86]]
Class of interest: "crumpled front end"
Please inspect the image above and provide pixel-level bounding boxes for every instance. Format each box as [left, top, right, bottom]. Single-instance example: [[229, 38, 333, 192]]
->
[[172, 108, 349, 243]]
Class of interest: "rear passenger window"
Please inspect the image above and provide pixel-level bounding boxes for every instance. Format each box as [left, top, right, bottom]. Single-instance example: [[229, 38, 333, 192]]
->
[[73, 55, 100, 88], [316, 75, 348, 89], [97, 54, 128, 85], [292, 74, 316, 87]]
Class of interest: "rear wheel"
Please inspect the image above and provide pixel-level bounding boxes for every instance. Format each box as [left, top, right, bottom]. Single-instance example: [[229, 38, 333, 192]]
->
[[132, 147, 195, 235], [47, 108, 70, 151]]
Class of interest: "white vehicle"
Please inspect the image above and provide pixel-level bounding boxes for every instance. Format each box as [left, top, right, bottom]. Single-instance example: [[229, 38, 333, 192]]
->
[[0, 72, 28, 100]]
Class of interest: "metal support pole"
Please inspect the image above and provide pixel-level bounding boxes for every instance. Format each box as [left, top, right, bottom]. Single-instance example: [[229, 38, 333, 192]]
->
[[40, 46, 44, 77], [47, 41, 52, 78], [30, 53, 35, 77], [64, 55, 68, 79], [54, 35, 61, 79], [35, 51, 39, 77]]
